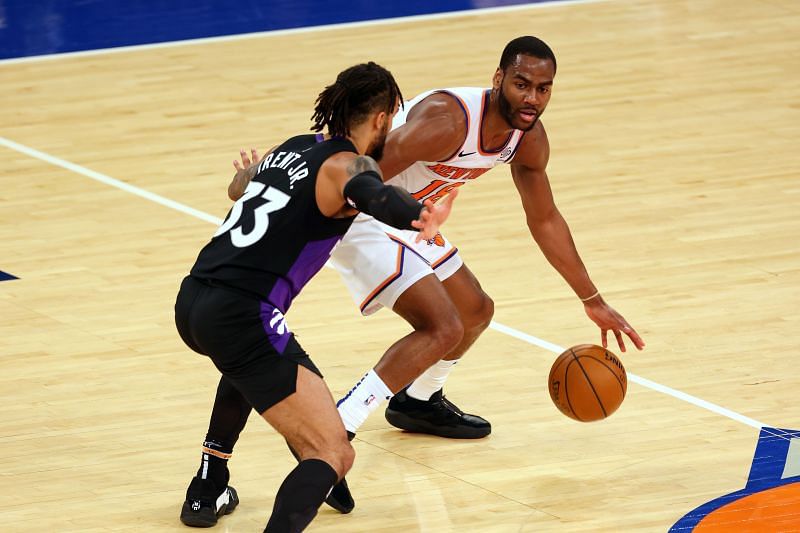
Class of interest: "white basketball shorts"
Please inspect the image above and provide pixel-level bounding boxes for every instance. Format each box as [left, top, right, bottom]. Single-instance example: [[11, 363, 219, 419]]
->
[[329, 213, 463, 315]]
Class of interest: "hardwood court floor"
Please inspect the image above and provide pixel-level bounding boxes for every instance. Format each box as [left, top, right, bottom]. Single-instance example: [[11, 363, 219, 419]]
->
[[1, 0, 798, 531]]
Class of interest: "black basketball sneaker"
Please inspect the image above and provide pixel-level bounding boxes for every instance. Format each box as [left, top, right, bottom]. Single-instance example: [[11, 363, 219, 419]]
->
[[385, 387, 491, 439], [325, 476, 355, 514], [180, 476, 239, 528]]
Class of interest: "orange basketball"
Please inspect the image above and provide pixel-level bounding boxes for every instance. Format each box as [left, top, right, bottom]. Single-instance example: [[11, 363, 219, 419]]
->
[[548, 344, 627, 422]]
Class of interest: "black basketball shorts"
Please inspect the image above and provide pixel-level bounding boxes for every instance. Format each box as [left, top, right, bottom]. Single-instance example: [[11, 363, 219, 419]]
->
[[174, 275, 322, 413]]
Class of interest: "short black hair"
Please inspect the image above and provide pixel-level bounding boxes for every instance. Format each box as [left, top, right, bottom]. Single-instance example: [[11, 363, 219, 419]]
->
[[499, 36, 556, 74], [311, 61, 403, 138]]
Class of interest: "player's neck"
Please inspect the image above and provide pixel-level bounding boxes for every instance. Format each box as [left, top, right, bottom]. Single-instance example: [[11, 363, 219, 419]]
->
[[482, 97, 516, 149], [342, 124, 373, 155]]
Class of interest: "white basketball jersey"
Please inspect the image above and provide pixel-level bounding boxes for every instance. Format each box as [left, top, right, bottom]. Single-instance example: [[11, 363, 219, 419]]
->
[[388, 87, 525, 202]]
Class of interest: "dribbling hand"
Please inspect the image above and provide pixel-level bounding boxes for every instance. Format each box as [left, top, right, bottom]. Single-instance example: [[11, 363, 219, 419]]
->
[[583, 297, 645, 353]]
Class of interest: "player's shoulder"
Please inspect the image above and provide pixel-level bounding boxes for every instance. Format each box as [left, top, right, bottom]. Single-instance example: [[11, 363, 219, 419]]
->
[[406, 89, 470, 132], [280, 133, 319, 150]]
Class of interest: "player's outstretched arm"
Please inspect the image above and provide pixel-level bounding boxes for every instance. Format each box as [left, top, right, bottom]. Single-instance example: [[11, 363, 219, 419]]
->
[[510, 126, 644, 352]]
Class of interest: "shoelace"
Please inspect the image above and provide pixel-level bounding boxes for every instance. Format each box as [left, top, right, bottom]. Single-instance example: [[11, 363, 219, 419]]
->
[[433, 394, 465, 416]]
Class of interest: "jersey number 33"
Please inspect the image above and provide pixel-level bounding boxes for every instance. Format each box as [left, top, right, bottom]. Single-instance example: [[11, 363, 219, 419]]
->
[[214, 181, 291, 248]]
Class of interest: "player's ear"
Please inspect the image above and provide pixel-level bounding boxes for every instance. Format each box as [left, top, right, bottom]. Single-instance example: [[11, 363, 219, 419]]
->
[[374, 110, 388, 131], [492, 67, 503, 89]]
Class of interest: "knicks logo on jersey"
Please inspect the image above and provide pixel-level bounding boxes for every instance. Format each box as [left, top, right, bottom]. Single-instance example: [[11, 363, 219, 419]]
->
[[425, 232, 445, 247], [670, 426, 800, 531]]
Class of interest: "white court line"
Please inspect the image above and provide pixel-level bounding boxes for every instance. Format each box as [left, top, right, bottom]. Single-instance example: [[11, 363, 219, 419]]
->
[[0, 0, 608, 66], [0, 135, 768, 430], [490, 321, 766, 429], [0, 137, 223, 225]]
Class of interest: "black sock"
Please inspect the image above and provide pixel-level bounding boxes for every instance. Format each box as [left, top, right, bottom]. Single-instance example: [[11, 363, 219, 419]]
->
[[196, 439, 232, 490], [197, 377, 252, 489], [263, 459, 338, 533]]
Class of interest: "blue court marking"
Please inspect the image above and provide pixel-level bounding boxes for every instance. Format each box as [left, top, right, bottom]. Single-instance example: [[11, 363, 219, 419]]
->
[[670, 427, 800, 531], [0, 270, 18, 281], [0, 0, 562, 60]]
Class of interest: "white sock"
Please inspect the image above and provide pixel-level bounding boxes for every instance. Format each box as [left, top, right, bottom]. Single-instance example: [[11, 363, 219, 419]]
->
[[337, 369, 393, 434], [406, 359, 458, 401]]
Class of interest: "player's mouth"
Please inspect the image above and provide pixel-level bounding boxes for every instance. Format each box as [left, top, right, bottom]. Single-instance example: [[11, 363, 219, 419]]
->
[[518, 109, 538, 123]]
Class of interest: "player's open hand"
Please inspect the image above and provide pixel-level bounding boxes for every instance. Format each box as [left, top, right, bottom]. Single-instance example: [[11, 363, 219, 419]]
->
[[228, 148, 262, 201], [583, 297, 645, 352], [412, 189, 458, 242], [232, 147, 261, 172]]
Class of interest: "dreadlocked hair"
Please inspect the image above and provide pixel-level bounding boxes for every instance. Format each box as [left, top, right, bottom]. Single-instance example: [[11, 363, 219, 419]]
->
[[311, 61, 403, 138]]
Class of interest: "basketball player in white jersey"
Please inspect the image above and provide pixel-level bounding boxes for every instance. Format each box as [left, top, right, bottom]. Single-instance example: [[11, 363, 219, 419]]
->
[[231, 36, 645, 513], [331, 36, 645, 451]]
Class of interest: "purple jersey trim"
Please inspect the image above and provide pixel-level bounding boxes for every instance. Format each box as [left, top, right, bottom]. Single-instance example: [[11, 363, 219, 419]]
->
[[267, 235, 342, 312]]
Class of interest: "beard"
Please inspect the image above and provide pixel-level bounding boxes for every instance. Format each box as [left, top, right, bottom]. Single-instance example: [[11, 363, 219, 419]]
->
[[498, 84, 540, 132], [367, 123, 389, 161]]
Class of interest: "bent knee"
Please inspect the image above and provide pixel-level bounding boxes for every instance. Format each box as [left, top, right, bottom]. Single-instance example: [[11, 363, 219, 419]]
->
[[329, 440, 355, 478], [463, 291, 494, 333], [297, 436, 355, 478], [476, 292, 495, 328], [432, 312, 465, 351]]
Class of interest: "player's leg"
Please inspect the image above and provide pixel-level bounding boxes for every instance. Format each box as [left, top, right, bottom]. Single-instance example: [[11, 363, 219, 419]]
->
[[180, 376, 250, 527], [175, 277, 244, 527], [383, 263, 493, 439], [261, 365, 354, 532], [335, 271, 464, 435], [331, 219, 465, 436], [400, 262, 494, 399]]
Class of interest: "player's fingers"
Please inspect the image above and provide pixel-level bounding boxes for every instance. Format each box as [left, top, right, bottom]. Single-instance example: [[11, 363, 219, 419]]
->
[[233, 159, 242, 169], [628, 329, 645, 350], [445, 188, 458, 205], [620, 323, 645, 350], [614, 329, 626, 352], [601, 329, 608, 348], [240, 149, 251, 167], [251, 148, 260, 164]]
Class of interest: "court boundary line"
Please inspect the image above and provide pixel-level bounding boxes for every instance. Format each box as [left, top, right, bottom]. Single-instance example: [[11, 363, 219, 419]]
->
[[0, 134, 767, 430], [0, 0, 608, 66]]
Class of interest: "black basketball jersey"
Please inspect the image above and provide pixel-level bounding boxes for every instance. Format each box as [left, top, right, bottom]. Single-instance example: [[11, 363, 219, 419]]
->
[[190, 133, 357, 311]]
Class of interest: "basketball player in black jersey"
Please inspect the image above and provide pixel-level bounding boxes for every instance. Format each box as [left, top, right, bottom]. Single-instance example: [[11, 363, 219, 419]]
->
[[228, 36, 645, 517], [175, 62, 457, 532]]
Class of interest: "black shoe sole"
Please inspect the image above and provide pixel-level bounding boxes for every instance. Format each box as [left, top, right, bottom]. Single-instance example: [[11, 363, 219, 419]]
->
[[385, 409, 491, 439], [180, 486, 239, 528]]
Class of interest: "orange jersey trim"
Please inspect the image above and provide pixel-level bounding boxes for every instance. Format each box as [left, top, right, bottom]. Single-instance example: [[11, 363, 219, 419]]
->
[[359, 242, 405, 313], [431, 246, 458, 269]]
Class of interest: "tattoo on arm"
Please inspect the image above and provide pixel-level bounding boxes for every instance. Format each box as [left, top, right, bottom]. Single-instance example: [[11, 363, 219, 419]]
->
[[346, 155, 381, 178]]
